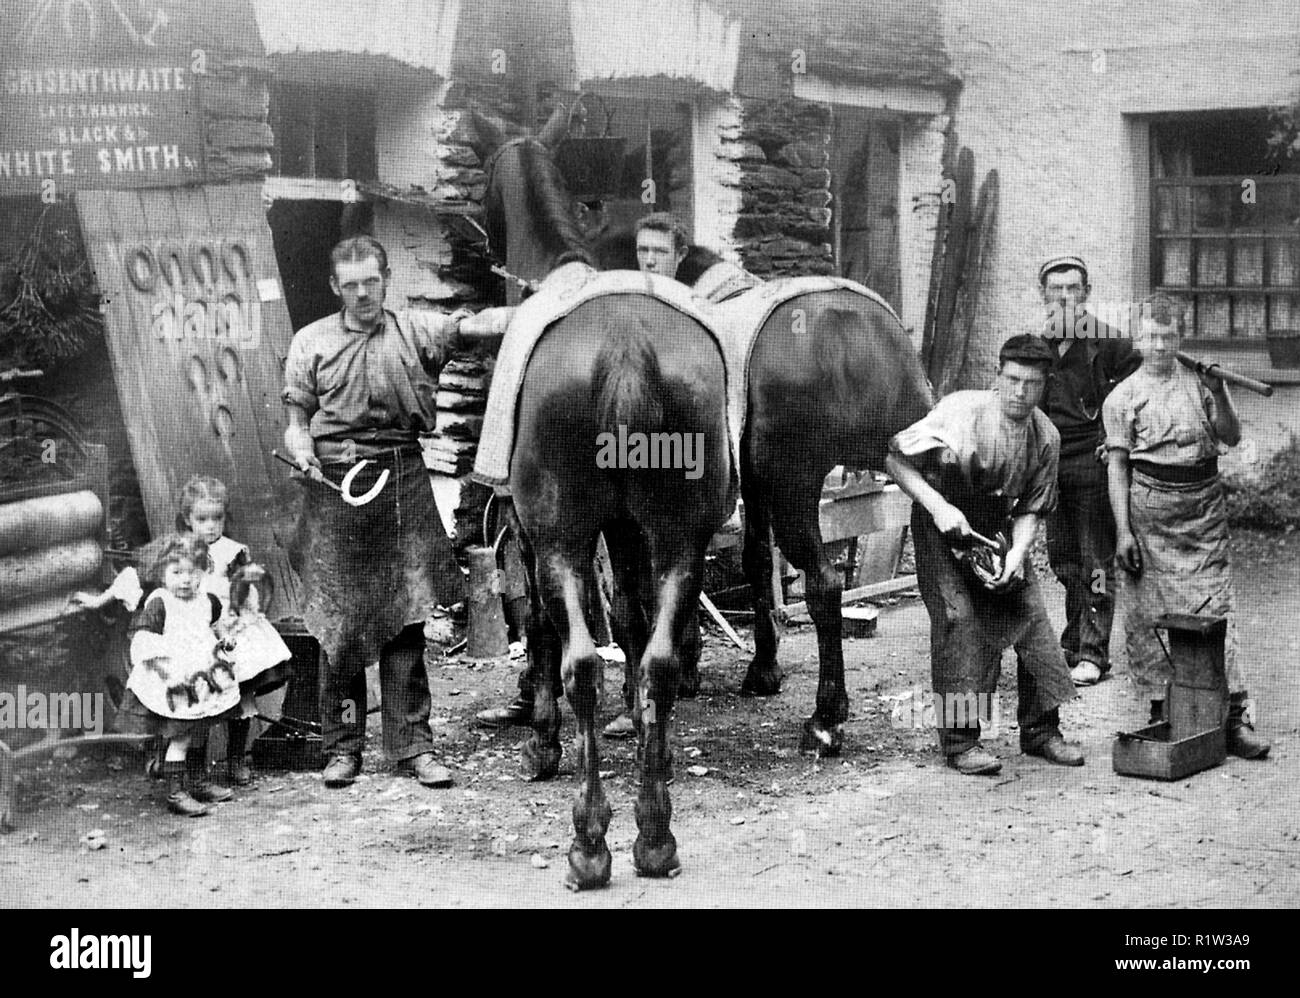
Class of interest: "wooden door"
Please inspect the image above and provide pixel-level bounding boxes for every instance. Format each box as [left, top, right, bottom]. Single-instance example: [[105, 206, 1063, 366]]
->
[[75, 183, 303, 618]]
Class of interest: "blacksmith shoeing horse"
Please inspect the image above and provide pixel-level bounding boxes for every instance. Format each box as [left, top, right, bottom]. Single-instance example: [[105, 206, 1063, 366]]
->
[[465, 108, 738, 887], [594, 220, 935, 754]]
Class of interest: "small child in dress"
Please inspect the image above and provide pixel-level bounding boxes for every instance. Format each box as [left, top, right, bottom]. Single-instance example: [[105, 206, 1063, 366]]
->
[[73, 476, 293, 787], [175, 476, 293, 786], [115, 533, 240, 816]]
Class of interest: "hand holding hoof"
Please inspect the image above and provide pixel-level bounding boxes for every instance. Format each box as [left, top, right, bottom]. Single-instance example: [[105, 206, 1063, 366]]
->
[[521, 736, 561, 782], [740, 660, 783, 697], [565, 841, 613, 891], [799, 717, 844, 758], [633, 833, 681, 879]]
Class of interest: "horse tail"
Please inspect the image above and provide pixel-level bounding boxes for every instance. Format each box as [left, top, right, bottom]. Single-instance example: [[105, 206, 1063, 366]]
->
[[591, 314, 666, 439], [812, 306, 860, 403]]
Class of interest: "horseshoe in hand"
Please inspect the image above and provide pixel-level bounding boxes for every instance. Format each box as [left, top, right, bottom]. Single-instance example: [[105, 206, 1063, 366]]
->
[[341, 459, 390, 507]]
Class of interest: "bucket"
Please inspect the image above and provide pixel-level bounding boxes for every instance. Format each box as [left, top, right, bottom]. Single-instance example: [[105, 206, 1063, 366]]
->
[[554, 93, 627, 200]]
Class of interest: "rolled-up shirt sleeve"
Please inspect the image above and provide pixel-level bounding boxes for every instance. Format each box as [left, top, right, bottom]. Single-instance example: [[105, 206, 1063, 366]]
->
[[406, 310, 460, 373], [282, 332, 319, 415], [888, 395, 963, 462], [1102, 386, 1134, 453]]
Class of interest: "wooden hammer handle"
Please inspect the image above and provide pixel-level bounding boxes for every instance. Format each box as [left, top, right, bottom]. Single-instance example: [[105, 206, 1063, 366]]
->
[[1175, 352, 1274, 397], [271, 449, 343, 493]]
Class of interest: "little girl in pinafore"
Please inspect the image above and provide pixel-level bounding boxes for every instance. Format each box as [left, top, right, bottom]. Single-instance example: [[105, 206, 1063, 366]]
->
[[172, 476, 293, 784], [76, 475, 292, 788], [112, 532, 241, 816]]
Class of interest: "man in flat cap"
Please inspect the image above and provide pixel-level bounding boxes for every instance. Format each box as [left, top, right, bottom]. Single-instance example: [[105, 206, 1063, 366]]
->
[[885, 334, 1085, 775], [1036, 255, 1140, 687]]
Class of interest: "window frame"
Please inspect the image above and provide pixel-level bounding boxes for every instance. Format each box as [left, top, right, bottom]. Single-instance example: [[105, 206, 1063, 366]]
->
[[1147, 113, 1300, 345]]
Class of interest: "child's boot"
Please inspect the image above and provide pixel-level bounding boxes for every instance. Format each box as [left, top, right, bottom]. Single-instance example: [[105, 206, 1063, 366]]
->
[[1226, 692, 1270, 759], [226, 718, 254, 786], [163, 760, 208, 817], [186, 752, 234, 804]]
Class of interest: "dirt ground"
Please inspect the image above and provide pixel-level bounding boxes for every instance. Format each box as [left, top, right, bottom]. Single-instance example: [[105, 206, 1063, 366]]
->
[[3, 529, 1298, 909]]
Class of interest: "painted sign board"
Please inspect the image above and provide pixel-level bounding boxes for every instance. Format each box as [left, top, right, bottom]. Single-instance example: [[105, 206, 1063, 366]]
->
[[0, 1, 207, 194]]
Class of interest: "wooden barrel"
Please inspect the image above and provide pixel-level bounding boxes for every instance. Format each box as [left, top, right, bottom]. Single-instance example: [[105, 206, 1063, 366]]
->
[[0, 491, 103, 557], [0, 538, 102, 606]]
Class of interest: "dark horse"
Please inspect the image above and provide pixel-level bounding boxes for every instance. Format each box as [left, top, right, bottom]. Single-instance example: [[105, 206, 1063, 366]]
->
[[594, 230, 935, 754], [469, 109, 737, 887]]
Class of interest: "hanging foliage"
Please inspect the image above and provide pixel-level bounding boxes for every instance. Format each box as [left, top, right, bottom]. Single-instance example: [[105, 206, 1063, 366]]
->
[[1266, 101, 1300, 166], [0, 202, 104, 371]]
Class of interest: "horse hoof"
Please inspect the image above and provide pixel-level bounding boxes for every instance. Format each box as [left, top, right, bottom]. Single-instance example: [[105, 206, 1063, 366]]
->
[[633, 835, 681, 878], [521, 740, 561, 782], [799, 718, 843, 758], [740, 669, 782, 698], [565, 843, 612, 891]]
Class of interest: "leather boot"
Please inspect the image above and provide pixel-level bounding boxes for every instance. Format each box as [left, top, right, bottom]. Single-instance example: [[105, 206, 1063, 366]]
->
[[226, 718, 254, 786], [164, 760, 208, 817], [1226, 692, 1270, 759], [1020, 708, 1085, 766], [186, 751, 234, 803]]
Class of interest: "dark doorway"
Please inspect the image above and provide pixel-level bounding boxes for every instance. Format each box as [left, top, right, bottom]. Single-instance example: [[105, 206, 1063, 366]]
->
[[267, 200, 344, 331]]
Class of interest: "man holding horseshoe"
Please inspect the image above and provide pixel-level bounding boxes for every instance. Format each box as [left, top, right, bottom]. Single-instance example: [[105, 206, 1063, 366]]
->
[[283, 235, 502, 788]]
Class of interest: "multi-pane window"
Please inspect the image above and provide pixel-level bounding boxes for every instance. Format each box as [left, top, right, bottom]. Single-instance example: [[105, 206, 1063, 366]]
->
[[1151, 113, 1300, 340], [269, 82, 377, 183]]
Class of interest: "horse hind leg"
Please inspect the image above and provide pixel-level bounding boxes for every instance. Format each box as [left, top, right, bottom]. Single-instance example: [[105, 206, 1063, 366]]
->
[[772, 487, 850, 758], [518, 533, 562, 782], [539, 551, 613, 891], [678, 603, 702, 699], [740, 477, 784, 697], [602, 521, 649, 726], [632, 551, 697, 879]]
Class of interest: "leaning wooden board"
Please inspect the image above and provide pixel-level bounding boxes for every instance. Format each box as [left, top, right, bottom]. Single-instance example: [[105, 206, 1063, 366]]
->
[[75, 184, 303, 618], [942, 167, 999, 393]]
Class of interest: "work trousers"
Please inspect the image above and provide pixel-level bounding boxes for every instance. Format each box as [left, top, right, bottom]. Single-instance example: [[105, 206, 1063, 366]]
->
[[913, 509, 1079, 756], [1045, 451, 1117, 672], [319, 623, 433, 762]]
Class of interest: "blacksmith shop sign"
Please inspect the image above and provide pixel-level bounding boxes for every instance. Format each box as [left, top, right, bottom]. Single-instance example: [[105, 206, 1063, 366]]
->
[[0, 1, 205, 195]]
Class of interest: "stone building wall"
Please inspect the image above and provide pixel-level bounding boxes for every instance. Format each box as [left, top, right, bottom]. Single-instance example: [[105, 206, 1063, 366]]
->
[[944, 0, 1300, 474], [733, 99, 836, 278]]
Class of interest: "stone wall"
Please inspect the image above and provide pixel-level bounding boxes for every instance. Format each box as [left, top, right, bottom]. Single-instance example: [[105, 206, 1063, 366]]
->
[[944, 0, 1300, 472], [733, 99, 835, 278], [198, 59, 275, 183]]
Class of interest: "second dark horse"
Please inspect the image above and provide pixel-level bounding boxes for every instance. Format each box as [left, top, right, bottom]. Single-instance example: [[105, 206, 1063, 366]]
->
[[594, 230, 936, 754]]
